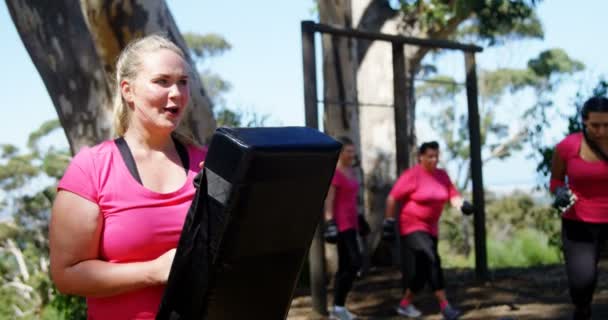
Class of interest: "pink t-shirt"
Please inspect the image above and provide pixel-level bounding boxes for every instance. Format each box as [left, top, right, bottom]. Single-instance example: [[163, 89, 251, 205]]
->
[[556, 132, 608, 223], [331, 168, 359, 232], [389, 164, 459, 237], [57, 140, 207, 320]]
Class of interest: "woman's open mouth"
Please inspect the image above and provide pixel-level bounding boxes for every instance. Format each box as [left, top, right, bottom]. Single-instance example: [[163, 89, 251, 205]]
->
[[164, 106, 180, 116]]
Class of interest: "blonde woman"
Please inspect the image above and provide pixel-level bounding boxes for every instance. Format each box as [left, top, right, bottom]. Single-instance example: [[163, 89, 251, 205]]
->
[[49, 35, 207, 319]]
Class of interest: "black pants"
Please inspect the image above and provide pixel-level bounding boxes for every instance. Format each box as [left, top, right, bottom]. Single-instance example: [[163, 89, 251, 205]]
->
[[400, 231, 445, 293], [562, 218, 608, 308], [334, 229, 362, 306]]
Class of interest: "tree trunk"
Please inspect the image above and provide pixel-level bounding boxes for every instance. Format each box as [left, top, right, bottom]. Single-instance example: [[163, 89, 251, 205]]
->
[[319, 0, 426, 263], [6, 0, 113, 154], [6, 0, 216, 154], [353, 0, 409, 263], [317, 0, 359, 277]]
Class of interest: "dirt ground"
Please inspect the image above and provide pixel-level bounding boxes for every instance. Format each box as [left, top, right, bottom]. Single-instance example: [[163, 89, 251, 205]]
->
[[287, 262, 608, 320]]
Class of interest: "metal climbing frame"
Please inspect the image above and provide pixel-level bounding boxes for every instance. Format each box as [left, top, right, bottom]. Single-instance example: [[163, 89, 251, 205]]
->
[[301, 20, 486, 317]]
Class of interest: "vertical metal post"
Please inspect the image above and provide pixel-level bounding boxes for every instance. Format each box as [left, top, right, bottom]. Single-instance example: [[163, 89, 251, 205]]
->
[[301, 21, 327, 317], [464, 52, 488, 280], [392, 42, 410, 175]]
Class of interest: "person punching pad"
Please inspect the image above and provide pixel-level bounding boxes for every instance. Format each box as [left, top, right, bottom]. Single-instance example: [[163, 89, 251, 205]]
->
[[156, 127, 341, 320]]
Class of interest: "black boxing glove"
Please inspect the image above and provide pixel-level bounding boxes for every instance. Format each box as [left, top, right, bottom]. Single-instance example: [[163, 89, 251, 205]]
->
[[460, 200, 475, 216], [382, 218, 396, 242], [324, 219, 338, 244], [553, 186, 576, 213]]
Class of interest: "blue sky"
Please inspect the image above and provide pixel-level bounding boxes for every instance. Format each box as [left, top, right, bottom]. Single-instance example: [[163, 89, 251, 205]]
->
[[1, 1, 607, 191]]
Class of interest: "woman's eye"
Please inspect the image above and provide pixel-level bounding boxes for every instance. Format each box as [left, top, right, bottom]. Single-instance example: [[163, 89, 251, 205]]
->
[[155, 79, 168, 85], [178, 79, 188, 85]]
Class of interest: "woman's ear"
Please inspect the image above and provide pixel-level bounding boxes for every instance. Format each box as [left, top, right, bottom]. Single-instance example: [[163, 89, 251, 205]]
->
[[120, 79, 134, 104]]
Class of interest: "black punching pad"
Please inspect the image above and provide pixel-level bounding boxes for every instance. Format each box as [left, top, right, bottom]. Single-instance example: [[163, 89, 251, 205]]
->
[[157, 127, 341, 320]]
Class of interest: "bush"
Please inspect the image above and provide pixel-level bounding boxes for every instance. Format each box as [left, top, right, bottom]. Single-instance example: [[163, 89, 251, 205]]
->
[[486, 228, 560, 268]]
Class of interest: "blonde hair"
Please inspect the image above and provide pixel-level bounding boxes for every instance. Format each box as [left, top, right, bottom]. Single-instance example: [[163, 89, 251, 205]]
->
[[112, 34, 195, 145]]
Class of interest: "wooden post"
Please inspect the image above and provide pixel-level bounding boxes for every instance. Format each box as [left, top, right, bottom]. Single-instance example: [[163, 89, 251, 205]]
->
[[301, 21, 327, 317], [464, 52, 488, 280], [392, 42, 409, 175]]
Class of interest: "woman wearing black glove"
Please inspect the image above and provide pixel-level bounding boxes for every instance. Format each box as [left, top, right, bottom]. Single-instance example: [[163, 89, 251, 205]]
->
[[383, 141, 469, 320], [550, 96, 608, 320], [323, 137, 365, 320]]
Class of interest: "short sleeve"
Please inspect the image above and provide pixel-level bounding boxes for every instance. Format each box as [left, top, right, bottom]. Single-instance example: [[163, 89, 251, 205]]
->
[[556, 133, 581, 161], [442, 170, 460, 199], [331, 171, 343, 188], [389, 168, 417, 202], [57, 148, 98, 203]]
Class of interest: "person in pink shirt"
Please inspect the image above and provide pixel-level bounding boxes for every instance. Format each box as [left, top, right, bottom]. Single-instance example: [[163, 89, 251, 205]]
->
[[550, 96, 608, 320], [49, 35, 207, 320], [384, 141, 473, 320], [323, 137, 369, 320]]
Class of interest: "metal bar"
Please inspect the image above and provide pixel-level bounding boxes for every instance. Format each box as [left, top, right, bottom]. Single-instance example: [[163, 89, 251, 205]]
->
[[302, 20, 483, 53], [414, 78, 466, 86], [464, 52, 488, 280], [318, 99, 393, 108], [301, 21, 328, 316], [392, 43, 409, 175]]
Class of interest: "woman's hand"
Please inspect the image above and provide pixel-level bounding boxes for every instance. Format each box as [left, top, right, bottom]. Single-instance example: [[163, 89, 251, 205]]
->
[[199, 161, 205, 169], [151, 248, 176, 285]]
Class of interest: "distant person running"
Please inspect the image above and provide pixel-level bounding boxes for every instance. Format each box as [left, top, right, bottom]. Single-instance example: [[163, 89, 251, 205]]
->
[[383, 141, 473, 320], [324, 136, 370, 320], [550, 96, 608, 320]]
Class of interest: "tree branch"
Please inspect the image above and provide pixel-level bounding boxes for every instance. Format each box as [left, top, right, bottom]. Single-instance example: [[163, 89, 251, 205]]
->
[[410, 14, 469, 70], [6, 239, 30, 282], [483, 128, 527, 163]]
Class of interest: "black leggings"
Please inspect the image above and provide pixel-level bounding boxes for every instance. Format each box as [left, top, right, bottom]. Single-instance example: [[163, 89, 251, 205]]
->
[[334, 229, 362, 306], [562, 218, 608, 308], [400, 231, 445, 293]]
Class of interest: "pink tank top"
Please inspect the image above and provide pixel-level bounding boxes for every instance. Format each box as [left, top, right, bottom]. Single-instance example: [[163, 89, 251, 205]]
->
[[389, 164, 459, 236], [57, 140, 207, 320], [331, 168, 359, 232], [557, 133, 608, 223]]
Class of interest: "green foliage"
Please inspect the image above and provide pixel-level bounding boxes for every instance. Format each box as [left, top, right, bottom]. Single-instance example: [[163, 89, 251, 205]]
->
[[183, 32, 270, 127], [480, 68, 538, 102], [183, 32, 233, 107], [416, 75, 463, 102], [528, 49, 585, 78], [200, 71, 232, 107], [486, 228, 560, 268], [0, 120, 86, 319], [471, 0, 543, 45], [183, 32, 231, 60], [419, 49, 584, 190], [440, 192, 560, 268], [398, 0, 543, 45], [27, 120, 61, 155], [215, 107, 270, 128], [49, 292, 86, 320], [481, 49, 584, 101]]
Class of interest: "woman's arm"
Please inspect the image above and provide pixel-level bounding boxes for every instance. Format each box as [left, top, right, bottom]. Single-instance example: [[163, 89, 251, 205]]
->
[[324, 186, 336, 221], [449, 196, 464, 209], [550, 150, 567, 192], [385, 195, 398, 219], [49, 191, 173, 298]]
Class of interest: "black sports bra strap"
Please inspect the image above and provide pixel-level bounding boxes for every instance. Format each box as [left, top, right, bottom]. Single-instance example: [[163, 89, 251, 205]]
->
[[115, 137, 143, 184], [114, 137, 190, 186], [172, 136, 190, 174]]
